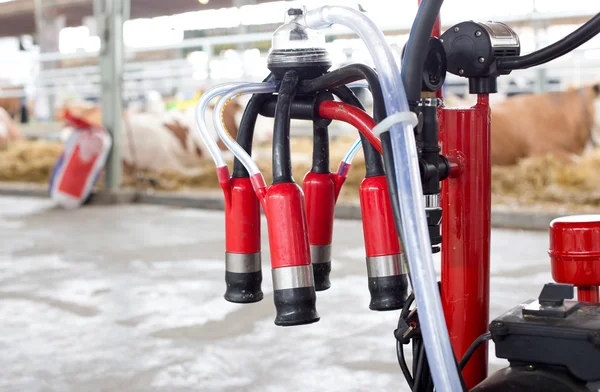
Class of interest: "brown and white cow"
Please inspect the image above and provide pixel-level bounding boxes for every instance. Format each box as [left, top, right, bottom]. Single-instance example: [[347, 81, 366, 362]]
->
[[445, 85, 600, 165], [491, 84, 600, 165], [56, 92, 243, 174], [0, 106, 23, 147]]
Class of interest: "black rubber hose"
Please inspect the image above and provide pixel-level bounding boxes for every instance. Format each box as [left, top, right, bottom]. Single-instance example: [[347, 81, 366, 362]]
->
[[272, 70, 299, 184], [412, 342, 426, 392], [397, 340, 415, 389], [459, 332, 492, 370], [312, 124, 330, 174], [402, 0, 444, 104], [498, 12, 600, 70], [233, 94, 272, 178], [396, 291, 416, 388], [303, 64, 403, 240], [305, 64, 404, 234], [380, 131, 404, 235], [412, 338, 422, 375], [300, 63, 386, 122], [329, 86, 384, 178], [233, 74, 274, 178]]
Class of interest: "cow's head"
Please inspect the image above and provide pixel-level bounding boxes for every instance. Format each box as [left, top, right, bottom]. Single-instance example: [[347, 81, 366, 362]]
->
[[56, 100, 102, 127]]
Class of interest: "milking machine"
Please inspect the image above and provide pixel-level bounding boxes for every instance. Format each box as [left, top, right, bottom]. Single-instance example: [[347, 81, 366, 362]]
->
[[195, 2, 600, 391]]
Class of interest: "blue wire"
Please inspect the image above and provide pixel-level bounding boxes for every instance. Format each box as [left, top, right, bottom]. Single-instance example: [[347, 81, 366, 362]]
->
[[339, 139, 362, 175]]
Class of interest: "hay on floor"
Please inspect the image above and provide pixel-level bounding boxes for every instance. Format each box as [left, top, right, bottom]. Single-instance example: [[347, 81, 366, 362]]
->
[[3, 139, 600, 209]]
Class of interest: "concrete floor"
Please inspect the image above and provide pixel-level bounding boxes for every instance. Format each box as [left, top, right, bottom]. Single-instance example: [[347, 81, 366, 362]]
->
[[0, 196, 552, 392]]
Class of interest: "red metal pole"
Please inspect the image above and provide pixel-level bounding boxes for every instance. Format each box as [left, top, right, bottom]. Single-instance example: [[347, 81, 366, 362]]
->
[[578, 287, 600, 302], [431, 14, 441, 37], [439, 94, 491, 388]]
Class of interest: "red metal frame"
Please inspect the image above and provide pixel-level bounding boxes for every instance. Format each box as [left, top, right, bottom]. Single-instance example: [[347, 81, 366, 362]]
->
[[416, 2, 492, 386], [421, 2, 492, 385], [439, 94, 492, 388]]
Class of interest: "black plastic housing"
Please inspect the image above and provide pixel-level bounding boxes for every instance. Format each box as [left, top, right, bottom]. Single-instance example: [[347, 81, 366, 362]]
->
[[489, 300, 600, 382], [440, 21, 520, 94], [422, 37, 447, 92], [472, 365, 590, 392]]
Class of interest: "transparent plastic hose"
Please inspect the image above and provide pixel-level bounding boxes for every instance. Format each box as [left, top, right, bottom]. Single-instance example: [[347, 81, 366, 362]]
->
[[345, 80, 370, 89], [194, 82, 248, 168], [213, 82, 277, 178], [304, 6, 461, 391], [338, 137, 361, 176]]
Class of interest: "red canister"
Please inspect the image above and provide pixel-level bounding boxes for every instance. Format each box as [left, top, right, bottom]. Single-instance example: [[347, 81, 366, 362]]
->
[[549, 215, 600, 302]]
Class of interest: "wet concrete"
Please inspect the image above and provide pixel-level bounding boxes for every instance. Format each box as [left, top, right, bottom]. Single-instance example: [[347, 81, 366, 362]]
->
[[0, 196, 551, 391]]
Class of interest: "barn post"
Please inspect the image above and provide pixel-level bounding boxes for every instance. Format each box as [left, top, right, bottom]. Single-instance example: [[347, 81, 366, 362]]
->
[[96, 0, 129, 190], [33, 0, 64, 121]]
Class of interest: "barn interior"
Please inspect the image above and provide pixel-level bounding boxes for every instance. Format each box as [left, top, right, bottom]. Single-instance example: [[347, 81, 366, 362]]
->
[[0, 1, 599, 391]]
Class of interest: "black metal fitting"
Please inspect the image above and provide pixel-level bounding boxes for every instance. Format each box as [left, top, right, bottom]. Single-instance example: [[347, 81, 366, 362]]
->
[[416, 99, 441, 194], [259, 92, 333, 127], [440, 21, 520, 94], [421, 37, 447, 92], [401, 37, 446, 93], [438, 154, 450, 181], [416, 98, 443, 253], [426, 208, 442, 254]]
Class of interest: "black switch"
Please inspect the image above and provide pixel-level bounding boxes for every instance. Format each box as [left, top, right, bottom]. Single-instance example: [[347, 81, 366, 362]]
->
[[539, 283, 574, 307]]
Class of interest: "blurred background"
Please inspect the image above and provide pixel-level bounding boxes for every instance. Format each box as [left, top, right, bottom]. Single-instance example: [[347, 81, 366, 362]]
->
[[0, 2, 599, 391], [1, 0, 600, 207], [1, 0, 599, 109]]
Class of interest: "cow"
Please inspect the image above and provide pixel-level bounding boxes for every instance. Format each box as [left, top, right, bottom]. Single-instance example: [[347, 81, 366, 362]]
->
[[0, 96, 21, 119], [0, 86, 31, 123], [491, 84, 600, 165], [56, 91, 244, 174], [445, 84, 600, 166], [0, 107, 24, 147]]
